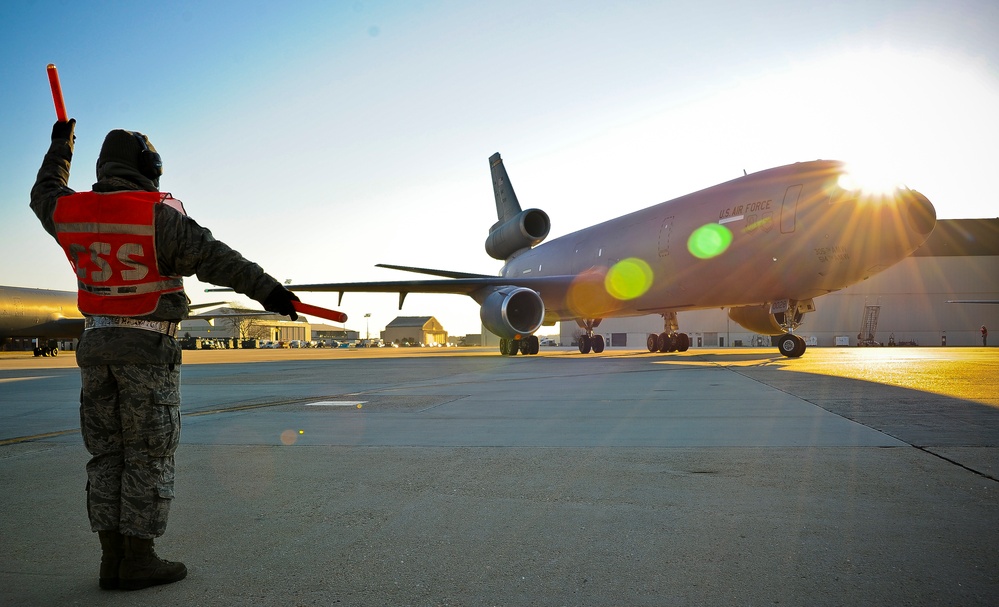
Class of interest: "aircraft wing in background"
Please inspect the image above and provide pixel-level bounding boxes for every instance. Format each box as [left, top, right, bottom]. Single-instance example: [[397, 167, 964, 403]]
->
[[288, 272, 578, 313]]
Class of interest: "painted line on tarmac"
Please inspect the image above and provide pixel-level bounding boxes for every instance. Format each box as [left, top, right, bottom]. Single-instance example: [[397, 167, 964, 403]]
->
[[0, 429, 77, 447], [0, 396, 322, 446], [0, 376, 54, 384]]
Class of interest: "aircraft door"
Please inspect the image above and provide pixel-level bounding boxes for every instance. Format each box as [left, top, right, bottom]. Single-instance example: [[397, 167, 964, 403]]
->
[[657, 216, 674, 257], [572, 241, 604, 274], [781, 185, 802, 233]]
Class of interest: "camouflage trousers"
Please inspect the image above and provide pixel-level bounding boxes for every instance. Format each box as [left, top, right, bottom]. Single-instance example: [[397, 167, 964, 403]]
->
[[80, 363, 181, 539]]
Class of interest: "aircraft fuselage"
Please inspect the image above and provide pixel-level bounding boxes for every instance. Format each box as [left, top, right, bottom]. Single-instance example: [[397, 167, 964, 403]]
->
[[501, 160, 935, 324], [0, 286, 83, 340]]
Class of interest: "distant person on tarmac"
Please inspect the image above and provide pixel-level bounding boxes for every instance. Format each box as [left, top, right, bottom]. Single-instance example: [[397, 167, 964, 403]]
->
[[983, 325, 988, 347], [31, 118, 300, 591]]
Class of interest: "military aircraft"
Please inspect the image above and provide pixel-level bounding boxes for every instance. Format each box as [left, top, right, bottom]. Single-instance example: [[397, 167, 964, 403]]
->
[[288, 153, 937, 358], [0, 286, 81, 356], [0, 285, 271, 356]]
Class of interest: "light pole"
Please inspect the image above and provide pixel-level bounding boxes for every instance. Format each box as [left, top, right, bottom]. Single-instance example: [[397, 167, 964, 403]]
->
[[365, 313, 371, 342]]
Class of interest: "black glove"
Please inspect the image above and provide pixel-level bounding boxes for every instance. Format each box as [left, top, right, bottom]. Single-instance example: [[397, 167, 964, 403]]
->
[[51, 119, 76, 143], [263, 285, 300, 320]]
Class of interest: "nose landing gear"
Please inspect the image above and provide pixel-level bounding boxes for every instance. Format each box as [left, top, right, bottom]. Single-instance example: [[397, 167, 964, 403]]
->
[[776, 333, 806, 358]]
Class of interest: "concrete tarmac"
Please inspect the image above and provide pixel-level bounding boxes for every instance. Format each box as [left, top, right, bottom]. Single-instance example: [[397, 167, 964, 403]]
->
[[1, 347, 997, 606]]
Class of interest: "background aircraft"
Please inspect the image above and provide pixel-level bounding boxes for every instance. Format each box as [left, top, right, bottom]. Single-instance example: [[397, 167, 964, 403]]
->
[[0, 286, 80, 356], [289, 154, 937, 358], [0, 285, 266, 356]]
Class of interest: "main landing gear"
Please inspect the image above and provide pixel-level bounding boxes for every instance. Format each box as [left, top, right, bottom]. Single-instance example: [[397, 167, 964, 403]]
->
[[33, 341, 59, 357], [576, 319, 604, 354], [646, 331, 690, 353], [499, 335, 540, 356], [644, 311, 690, 354]]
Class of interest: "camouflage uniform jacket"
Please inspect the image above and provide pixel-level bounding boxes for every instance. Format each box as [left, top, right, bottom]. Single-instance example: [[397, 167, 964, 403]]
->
[[31, 135, 283, 366]]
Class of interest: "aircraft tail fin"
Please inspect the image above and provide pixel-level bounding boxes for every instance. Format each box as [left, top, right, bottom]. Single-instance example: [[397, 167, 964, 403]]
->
[[489, 153, 523, 225], [484, 153, 551, 261]]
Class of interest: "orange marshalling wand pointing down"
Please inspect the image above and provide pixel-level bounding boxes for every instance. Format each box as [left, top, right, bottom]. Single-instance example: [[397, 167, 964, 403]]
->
[[292, 301, 348, 323]]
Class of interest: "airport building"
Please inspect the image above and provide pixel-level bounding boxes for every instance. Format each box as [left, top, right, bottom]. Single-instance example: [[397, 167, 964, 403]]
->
[[311, 323, 360, 343], [556, 218, 999, 348], [180, 308, 310, 345], [381, 316, 449, 346]]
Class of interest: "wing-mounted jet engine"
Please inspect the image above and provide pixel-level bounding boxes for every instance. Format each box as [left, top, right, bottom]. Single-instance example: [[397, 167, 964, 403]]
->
[[477, 286, 546, 355]]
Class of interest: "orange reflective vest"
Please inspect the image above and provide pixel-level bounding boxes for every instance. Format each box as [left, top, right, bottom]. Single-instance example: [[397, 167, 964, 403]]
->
[[53, 191, 186, 316]]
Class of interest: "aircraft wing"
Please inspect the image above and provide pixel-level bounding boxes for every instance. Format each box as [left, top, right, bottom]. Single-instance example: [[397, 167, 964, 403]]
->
[[373, 263, 496, 279], [188, 301, 232, 311], [190, 308, 280, 319], [287, 274, 579, 309]]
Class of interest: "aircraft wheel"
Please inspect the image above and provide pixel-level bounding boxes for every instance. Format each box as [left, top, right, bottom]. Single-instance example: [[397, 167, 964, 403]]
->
[[50, 347, 59, 357], [33, 348, 42, 357], [647, 334, 658, 352], [792, 335, 806, 357], [519, 339, 531, 355], [592, 334, 605, 353], [528, 335, 540, 355], [578, 335, 592, 354], [657, 332, 670, 353], [663, 334, 677, 353], [777, 334, 804, 358], [676, 333, 690, 352]]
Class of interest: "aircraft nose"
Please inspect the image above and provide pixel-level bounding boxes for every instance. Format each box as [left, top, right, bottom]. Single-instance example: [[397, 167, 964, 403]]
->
[[900, 189, 936, 236]]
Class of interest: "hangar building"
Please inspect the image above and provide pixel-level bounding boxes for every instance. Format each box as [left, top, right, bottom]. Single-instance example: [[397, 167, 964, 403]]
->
[[381, 316, 449, 346], [181, 308, 310, 344]]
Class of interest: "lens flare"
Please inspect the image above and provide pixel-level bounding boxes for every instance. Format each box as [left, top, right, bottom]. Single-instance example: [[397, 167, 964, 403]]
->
[[567, 267, 615, 317], [605, 257, 654, 300], [837, 161, 907, 197], [688, 224, 733, 259]]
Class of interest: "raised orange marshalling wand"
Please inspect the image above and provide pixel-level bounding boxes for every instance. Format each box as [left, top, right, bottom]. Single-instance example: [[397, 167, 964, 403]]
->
[[46, 64, 67, 121], [45, 65, 347, 325]]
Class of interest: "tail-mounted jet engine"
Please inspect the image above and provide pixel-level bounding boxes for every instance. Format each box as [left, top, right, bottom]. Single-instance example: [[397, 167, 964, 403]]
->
[[479, 286, 545, 340], [485, 209, 550, 261]]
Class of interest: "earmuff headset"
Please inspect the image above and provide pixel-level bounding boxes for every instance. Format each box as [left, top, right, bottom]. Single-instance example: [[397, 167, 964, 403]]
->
[[131, 131, 163, 180]]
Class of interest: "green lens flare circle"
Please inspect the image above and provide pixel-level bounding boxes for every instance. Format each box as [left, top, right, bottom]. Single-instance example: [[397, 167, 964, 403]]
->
[[687, 223, 733, 259], [605, 258, 654, 300]]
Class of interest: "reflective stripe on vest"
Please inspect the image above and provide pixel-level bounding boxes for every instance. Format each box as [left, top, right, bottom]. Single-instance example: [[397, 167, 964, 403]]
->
[[53, 191, 185, 316]]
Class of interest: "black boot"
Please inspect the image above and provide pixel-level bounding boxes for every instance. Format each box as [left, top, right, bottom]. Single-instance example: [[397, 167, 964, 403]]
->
[[118, 535, 187, 590], [97, 530, 124, 590]]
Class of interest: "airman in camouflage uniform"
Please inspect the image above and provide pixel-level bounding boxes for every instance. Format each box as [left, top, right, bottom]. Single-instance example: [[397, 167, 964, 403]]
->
[[31, 119, 300, 590]]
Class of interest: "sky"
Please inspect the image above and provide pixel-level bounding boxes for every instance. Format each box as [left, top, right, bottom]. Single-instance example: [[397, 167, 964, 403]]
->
[[3, 0, 998, 336]]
